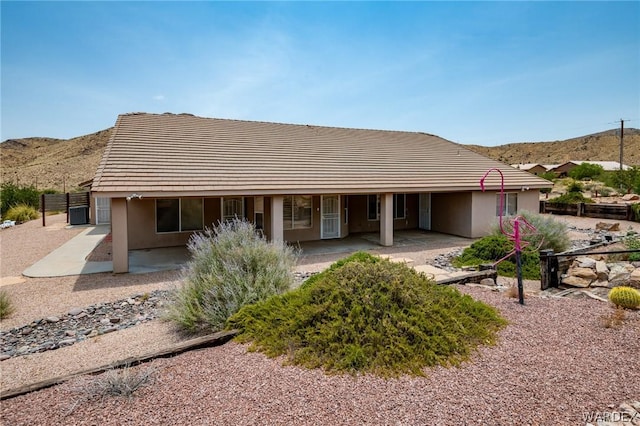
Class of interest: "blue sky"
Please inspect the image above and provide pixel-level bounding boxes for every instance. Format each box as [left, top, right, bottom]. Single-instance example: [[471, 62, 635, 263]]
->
[[1, 1, 638, 146]]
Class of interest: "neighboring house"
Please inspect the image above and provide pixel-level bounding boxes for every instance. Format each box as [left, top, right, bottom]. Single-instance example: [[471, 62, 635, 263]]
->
[[91, 113, 552, 273], [510, 163, 548, 176], [551, 161, 631, 177]]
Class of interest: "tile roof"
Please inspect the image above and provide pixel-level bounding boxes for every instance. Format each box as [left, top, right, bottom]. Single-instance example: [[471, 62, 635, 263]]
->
[[92, 113, 552, 196]]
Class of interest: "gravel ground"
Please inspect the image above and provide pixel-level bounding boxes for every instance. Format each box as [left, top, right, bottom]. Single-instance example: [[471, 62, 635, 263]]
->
[[1, 214, 640, 425]]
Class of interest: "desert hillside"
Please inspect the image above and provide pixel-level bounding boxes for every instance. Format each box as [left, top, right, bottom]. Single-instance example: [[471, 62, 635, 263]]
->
[[1, 129, 112, 192], [1, 126, 638, 192], [467, 128, 640, 166]]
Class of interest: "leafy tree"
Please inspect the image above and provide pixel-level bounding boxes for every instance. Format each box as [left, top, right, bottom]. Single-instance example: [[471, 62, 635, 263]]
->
[[611, 166, 640, 194], [540, 171, 556, 182], [568, 163, 604, 181]]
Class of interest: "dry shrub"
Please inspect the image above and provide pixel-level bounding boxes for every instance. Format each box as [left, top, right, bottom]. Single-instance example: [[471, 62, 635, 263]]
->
[[65, 364, 156, 415], [504, 285, 527, 300], [600, 307, 626, 329]]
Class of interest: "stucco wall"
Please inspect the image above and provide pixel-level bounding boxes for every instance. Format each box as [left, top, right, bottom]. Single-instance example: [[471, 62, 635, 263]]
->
[[431, 192, 473, 237], [470, 190, 542, 238]]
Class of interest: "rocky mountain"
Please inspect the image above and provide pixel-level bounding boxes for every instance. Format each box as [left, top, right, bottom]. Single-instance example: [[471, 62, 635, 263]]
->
[[1, 126, 638, 192], [467, 128, 640, 167]]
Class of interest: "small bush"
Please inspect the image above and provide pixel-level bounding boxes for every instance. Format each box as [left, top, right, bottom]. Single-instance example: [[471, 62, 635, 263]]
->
[[3, 203, 39, 223], [0, 290, 15, 319], [166, 218, 298, 333], [228, 252, 506, 377], [623, 233, 640, 262], [566, 180, 584, 193], [493, 211, 570, 253], [453, 235, 540, 280], [599, 187, 614, 197], [548, 192, 594, 205], [600, 307, 626, 329], [66, 364, 156, 414]]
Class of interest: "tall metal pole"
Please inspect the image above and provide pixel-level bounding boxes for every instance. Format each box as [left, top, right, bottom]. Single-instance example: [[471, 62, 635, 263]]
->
[[619, 119, 624, 171]]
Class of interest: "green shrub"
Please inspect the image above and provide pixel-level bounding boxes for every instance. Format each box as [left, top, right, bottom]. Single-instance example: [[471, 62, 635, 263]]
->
[[632, 204, 640, 222], [0, 290, 15, 319], [228, 252, 506, 377], [453, 234, 541, 280], [166, 218, 298, 333], [623, 233, 640, 262], [599, 187, 614, 197], [566, 180, 584, 193], [0, 183, 40, 216], [493, 211, 570, 253], [3, 203, 39, 223], [540, 171, 557, 182], [548, 192, 594, 205]]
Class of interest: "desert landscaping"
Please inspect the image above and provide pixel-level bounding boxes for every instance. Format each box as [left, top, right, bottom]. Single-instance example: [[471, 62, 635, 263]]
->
[[1, 213, 639, 425]]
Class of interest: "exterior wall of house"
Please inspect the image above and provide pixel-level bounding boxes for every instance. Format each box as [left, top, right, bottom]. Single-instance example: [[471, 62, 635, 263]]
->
[[431, 192, 473, 237], [128, 197, 221, 250], [470, 191, 497, 238], [528, 165, 547, 176], [470, 190, 542, 238], [347, 194, 419, 233]]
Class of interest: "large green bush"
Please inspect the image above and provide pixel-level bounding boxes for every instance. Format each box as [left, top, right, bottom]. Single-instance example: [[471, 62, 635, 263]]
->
[[0, 183, 40, 216], [453, 234, 541, 280], [493, 210, 570, 253], [3, 203, 39, 223], [228, 252, 506, 377], [166, 218, 298, 333]]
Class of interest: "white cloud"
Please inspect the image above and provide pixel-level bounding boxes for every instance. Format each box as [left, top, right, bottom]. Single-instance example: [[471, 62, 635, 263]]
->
[[152, 95, 165, 101]]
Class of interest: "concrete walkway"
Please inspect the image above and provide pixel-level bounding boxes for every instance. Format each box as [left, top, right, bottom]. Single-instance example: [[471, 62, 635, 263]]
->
[[22, 226, 479, 282], [22, 225, 190, 277], [23, 225, 112, 277]]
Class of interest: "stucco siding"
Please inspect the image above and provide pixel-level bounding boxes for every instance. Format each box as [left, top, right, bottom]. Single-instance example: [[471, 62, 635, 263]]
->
[[431, 192, 472, 237]]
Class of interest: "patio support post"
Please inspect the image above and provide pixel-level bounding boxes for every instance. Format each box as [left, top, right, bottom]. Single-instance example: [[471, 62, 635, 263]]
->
[[380, 193, 393, 246], [111, 198, 129, 273], [270, 195, 284, 243]]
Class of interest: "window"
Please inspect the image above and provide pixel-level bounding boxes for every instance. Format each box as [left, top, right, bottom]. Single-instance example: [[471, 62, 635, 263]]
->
[[394, 194, 406, 219], [367, 194, 406, 220], [496, 193, 518, 216], [156, 198, 203, 233], [283, 195, 312, 230], [222, 197, 244, 221]]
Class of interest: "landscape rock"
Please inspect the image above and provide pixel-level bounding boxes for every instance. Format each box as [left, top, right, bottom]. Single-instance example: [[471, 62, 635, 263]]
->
[[590, 280, 611, 288], [575, 257, 597, 268], [568, 267, 597, 280], [561, 275, 591, 288], [628, 269, 640, 289], [621, 193, 640, 201], [595, 261, 609, 281], [480, 278, 496, 286], [595, 222, 620, 232], [0, 290, 170, 360], [68, 307, 84, 316]]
